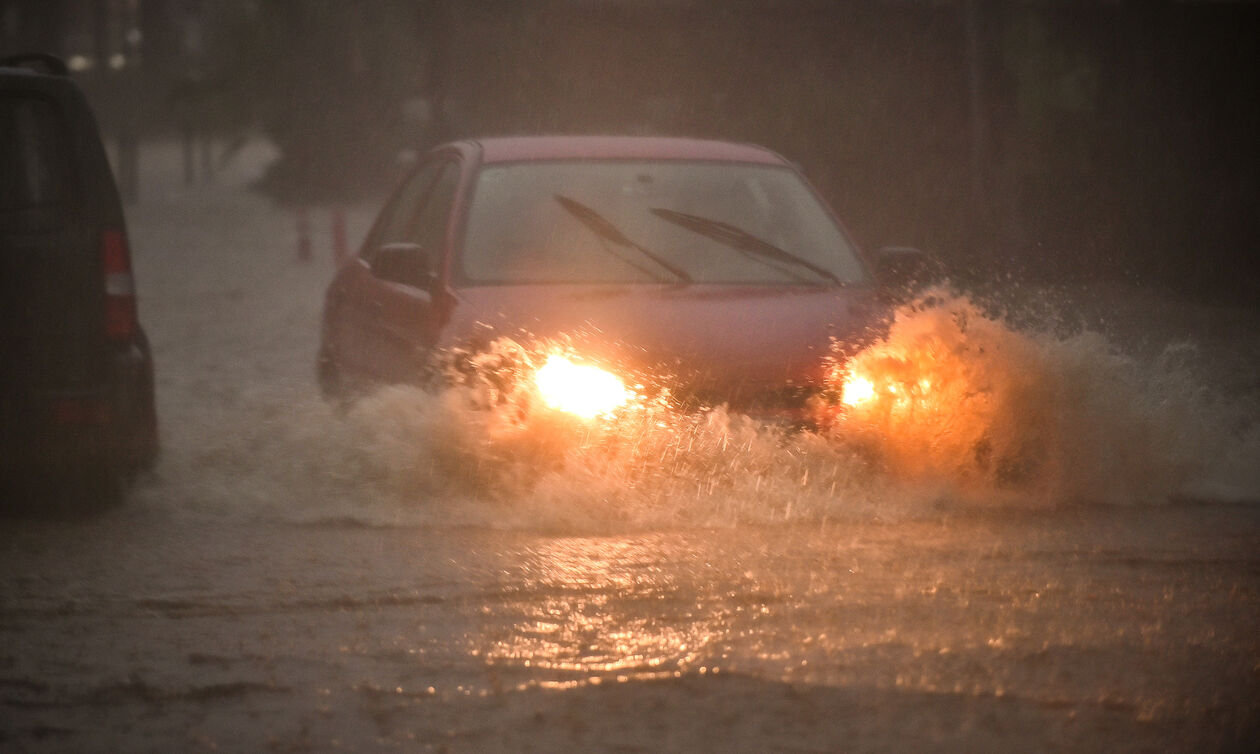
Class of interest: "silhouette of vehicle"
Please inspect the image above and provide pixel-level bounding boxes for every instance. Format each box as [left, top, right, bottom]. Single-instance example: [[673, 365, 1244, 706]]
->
[[1, 54, 157, 505], [319, 136, 932, 420]]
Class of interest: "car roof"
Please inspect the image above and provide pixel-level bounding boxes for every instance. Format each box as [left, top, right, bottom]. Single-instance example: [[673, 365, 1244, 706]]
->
[[469, 136, 787, 165], [1, 66, 78, 98], [1, 53, 71, 82], [0, 66, 65, 85]]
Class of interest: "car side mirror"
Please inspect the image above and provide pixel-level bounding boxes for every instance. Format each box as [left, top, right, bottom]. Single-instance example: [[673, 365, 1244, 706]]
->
[[874, 246, 943, 295], [371, 242, 435, 289]]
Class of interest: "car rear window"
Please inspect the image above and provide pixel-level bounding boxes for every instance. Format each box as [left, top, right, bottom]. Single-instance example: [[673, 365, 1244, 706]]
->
[[0, 95, 71, 211]]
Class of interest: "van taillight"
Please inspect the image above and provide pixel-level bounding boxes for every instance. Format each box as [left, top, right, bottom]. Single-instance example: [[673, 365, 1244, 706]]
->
[[101, 229, 137, 340]]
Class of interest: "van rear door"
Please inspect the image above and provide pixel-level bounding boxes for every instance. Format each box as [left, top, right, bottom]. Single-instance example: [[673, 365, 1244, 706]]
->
[[0, 92, 106, 403]]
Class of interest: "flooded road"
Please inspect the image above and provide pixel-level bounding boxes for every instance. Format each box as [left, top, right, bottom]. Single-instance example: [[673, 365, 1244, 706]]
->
[[3, 506, 1257, 751], [2, 141, 1258, 751]]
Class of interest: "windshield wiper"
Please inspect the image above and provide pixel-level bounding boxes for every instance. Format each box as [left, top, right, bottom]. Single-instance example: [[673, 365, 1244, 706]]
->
[[649, 207, 840, 284], [553, 195, 692, 283]]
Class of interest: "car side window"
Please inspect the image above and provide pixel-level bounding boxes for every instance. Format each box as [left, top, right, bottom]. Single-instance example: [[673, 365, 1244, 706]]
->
[[363, 161, 443, 262], [408, 161, 459, 256]]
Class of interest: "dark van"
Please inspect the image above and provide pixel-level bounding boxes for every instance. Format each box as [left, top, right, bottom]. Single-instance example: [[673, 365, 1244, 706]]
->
[[0, 54, 156, 505]]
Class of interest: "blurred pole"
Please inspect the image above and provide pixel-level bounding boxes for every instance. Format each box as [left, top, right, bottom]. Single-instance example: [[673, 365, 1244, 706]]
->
[[182, 120, 195, 185], [296, 207, 312, 262], [421, 0, 452, 144], [118, 5, 143, 203], [2, 0, 66, 56], [199, 132, 213, 184], [93, 0, 139, 201], [966, 0, 987, 208], [965, 0, 996, 266], [331, 208, 348, 266], [117, 135, 139, 202], [93, 0, 108, 73]]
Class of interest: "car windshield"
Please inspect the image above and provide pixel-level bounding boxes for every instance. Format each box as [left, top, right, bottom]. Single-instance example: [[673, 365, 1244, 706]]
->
[[459, 160, 868, 286]]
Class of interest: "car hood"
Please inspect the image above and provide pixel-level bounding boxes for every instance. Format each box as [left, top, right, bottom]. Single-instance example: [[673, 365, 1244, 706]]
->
[[438, 283, 885, 395]]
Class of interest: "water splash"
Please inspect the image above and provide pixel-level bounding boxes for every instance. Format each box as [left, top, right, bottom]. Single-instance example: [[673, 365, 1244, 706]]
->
[[816, 289, 1243, 507], [318, 289, 1256, 529], [142, 289, 1257, 530]]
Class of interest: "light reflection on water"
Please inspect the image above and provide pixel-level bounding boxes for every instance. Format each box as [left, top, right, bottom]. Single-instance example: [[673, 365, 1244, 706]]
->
[[477, 537, 716, 686], [451, 510, 1257, 726]]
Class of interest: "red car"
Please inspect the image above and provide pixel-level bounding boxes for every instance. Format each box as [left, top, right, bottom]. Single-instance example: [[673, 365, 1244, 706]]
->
[[318, 136, 925, 419]]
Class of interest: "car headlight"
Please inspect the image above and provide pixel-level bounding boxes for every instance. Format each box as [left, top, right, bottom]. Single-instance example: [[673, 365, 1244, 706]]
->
[[839, 364, 933, 410], [841, 374, 876, 406], [534, 354, 632, 419]]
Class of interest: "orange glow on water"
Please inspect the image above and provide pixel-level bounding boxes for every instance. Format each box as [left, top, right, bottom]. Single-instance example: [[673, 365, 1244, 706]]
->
[[534, 354, 632, 419]]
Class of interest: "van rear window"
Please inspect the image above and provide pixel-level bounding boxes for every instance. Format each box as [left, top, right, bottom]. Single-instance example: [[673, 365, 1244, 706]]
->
[[0, 96, 70, 211]]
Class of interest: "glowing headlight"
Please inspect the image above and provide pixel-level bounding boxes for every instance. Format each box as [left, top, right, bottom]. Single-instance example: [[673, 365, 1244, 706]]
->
[[841, 374, 876, 407], [840, 366, 933, 410], [534, 354, 631, 419]]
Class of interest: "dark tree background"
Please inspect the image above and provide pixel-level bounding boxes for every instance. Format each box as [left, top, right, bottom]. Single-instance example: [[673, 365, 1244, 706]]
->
[[4, 0, 1257, 301]]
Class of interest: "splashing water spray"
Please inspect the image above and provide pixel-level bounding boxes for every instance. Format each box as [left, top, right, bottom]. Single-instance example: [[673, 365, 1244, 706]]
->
[[328, 287, 1256, 530]]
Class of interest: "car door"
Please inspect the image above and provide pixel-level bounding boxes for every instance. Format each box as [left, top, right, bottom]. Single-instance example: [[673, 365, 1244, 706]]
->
[[341, 156, 461, 385]]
